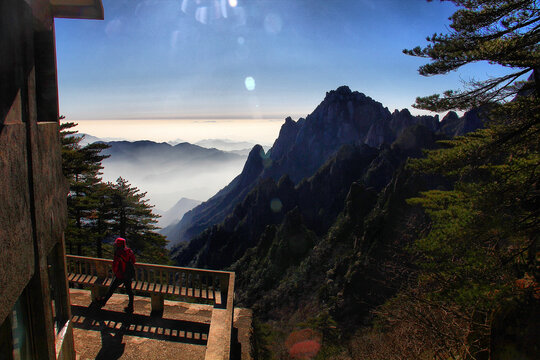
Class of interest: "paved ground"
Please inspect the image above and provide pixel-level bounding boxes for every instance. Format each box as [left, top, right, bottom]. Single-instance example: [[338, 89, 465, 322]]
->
[[69, 289, 253, 360], [233, 308, 253, 360]]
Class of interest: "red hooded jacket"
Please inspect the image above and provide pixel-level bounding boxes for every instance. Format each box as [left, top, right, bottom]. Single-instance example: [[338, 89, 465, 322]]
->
[[112, 238, 136, 279]]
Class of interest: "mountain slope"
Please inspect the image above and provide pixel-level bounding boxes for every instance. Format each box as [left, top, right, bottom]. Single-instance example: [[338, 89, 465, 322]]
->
[[161, 144, 267, 245], [165, 86, 445, 247], [99, 140, 247, 212], [155, 197, 201, 229], [173, 124, 443, 270]]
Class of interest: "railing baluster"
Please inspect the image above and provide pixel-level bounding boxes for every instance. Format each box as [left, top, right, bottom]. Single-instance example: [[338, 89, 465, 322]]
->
[[65, 255, 233, 308]]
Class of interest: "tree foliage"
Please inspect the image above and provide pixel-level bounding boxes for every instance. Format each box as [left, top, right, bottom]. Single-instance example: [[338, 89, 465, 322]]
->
[[60, 122, 110, 255], [372, 1, 540, 358], [108, 177, 168, 263], [60, 122, 169, 264], [404, 0, 539, 111]]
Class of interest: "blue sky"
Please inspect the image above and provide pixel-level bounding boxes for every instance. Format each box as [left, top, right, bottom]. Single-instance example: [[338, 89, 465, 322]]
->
[[55, 0, 511, 123]]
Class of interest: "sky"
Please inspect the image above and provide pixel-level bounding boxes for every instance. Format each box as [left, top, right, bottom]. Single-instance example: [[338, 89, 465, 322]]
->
[[54, 0, 512, 144]]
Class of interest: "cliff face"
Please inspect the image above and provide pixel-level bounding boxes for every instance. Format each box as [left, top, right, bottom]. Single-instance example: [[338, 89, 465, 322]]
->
[[264, 86, 396, 183], [165, 86, 483, 250], [171, 143, 382, 268], [171, 123, 449, 271], [161, 145, 266, 246]]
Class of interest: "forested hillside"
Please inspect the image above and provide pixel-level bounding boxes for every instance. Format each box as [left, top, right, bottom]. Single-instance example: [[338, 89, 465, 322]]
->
[[169, 1, 539, 358], [61, 122, 170, 264]]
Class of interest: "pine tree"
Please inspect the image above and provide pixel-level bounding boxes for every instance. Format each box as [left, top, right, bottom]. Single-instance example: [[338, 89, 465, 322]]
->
[[60, 122, 170, 263], [60, 122, 110, 255], [107, 177, 168, 263], [404, 0, 539, 111], [377, 1, 540, 358]]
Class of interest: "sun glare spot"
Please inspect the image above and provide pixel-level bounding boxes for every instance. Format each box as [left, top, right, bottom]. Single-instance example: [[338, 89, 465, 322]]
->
[[264, 13, 282, 34], [244, 76, 256, 91], [228, 0, 238, 7], [181, 0, 188, 13], [270, 198, 283, 213], [195, 7, 208, 24], [105, 18, 122, 36]]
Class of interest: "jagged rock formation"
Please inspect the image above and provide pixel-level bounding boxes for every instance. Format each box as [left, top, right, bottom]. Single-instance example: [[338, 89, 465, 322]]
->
[[172, 123, 446, 270], [165, 86, 484, 253], [172, 144, 382, 267], [161, 144, 267, 246]]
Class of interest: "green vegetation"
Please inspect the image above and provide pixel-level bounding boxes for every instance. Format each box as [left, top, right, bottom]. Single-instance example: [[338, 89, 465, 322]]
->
[[365, 0, 540, 358], [404, 0, 539, 111], [60, 122, 169, 264], [244, 1, 538, 358]]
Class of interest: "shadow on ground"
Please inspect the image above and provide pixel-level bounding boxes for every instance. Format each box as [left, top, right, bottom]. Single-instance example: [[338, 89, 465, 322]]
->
[[95, 325, 126, 360], [72, 303, 210, 351]]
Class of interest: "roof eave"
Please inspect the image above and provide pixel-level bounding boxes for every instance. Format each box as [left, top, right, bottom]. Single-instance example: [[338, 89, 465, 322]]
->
[[50, 0, 104, 20]]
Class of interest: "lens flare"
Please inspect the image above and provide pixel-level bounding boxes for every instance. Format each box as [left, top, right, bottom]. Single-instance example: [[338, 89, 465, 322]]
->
[[244, 76, 256, 91], [228, 0, 238, 7], [264, 13, 282, 34], [270, 198, 283, 213]]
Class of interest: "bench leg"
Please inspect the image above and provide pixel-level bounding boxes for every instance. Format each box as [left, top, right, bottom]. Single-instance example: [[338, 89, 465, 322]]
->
[[91, 285, 108, 302], [150, 294, 164, 313]]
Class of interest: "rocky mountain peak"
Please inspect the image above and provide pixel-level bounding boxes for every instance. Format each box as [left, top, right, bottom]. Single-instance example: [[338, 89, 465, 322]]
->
[[441, 111, 459, 125], [242, 144, 266, 179], [270, 117, 300, 161], [324, 85, 354, 101], [165, 86, 487, 250]]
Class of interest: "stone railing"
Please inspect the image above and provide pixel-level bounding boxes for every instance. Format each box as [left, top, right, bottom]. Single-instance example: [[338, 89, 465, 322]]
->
[[65, 255, 235, 360]]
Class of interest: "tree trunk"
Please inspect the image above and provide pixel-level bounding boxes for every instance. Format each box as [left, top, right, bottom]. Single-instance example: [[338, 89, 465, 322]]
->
[[96, 238, 102, 258]]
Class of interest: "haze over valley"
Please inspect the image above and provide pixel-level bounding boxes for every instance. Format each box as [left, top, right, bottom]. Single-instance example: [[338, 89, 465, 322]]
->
[[84, 136, 253, 215]]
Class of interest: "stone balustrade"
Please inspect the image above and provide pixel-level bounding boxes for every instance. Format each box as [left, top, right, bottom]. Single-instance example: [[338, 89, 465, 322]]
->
[[65, 255, 235, 360]]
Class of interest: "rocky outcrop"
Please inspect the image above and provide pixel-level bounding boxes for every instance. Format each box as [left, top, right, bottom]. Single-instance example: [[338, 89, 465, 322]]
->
[[172, 143, 381, 268], [263, 86, 394, 183], [165, 86, 487, 249], [162, 144, 266, 246], [439, 108, 486, 137]]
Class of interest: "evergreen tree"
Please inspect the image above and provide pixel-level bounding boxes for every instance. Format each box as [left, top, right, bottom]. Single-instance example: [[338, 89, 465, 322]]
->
[[370, 1, 540, 358], [60, 122, 169, 264], [60, 122, 110, 255], [404, 0, 539, 111], [108, 177, 169, 263]]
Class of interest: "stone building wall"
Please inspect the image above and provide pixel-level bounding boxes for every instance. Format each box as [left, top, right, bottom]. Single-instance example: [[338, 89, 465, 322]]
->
[[0, 1, 103, 359]]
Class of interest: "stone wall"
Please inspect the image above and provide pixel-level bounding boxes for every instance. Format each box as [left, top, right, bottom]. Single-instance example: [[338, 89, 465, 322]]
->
[[0, 0, 40, 325], [1, 1, 103, 358], [0, 1, 69, 357], [0, 123, 35, 324]]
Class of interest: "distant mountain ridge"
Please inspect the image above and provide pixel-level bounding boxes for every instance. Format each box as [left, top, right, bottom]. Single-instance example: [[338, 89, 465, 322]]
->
[[101, 140, 242, 165], [163, 86, 484, 248], [98, 140, 247, 213], [195, 139, 271, 152], [155, 197, 201, 229]]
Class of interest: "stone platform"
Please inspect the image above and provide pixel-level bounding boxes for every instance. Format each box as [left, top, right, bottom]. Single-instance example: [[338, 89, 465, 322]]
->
[[69, 289, 252, 360]]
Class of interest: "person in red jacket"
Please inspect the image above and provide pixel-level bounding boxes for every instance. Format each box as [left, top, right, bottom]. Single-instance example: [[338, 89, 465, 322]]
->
[[97, 237, 136, 313]]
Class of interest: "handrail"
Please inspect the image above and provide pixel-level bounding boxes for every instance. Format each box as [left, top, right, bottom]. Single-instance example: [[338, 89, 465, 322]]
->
[[65, 254, 236, 360], [66, 255, 233, 276], [65, 255, 234, 307]]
